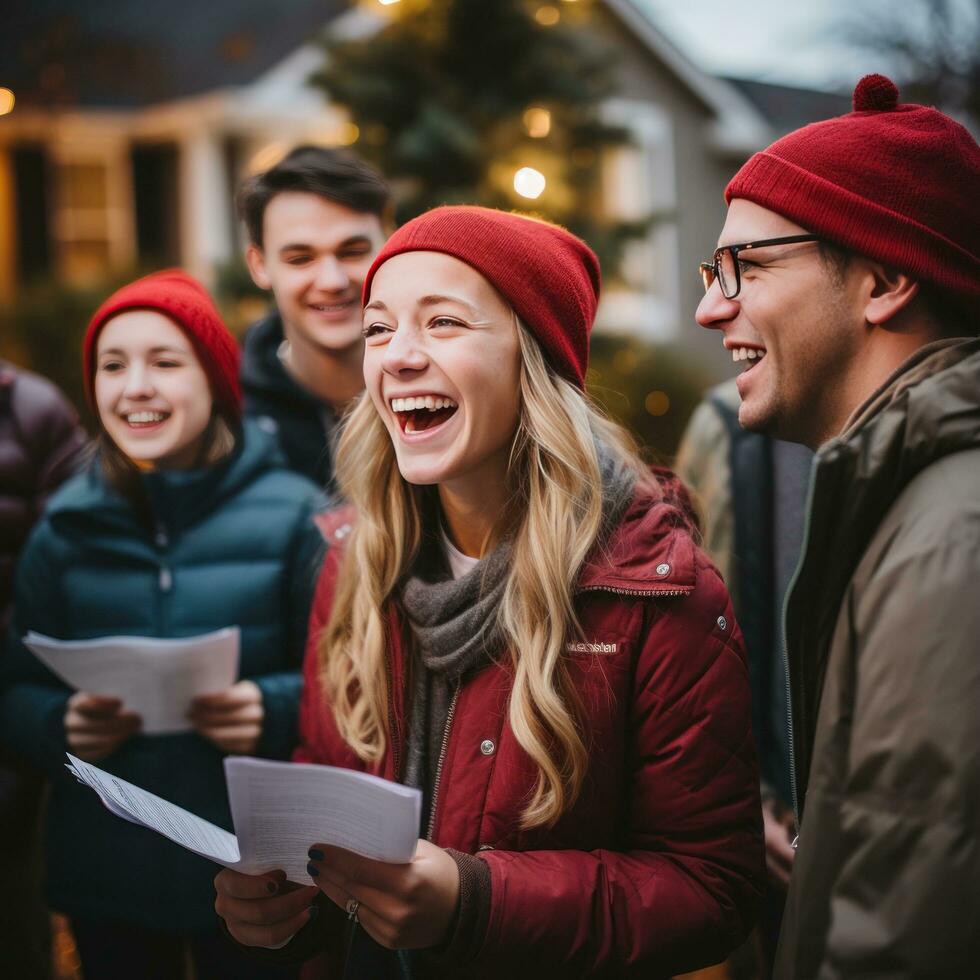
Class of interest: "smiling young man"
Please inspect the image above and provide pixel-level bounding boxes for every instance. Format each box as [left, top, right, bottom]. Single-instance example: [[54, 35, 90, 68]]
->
[[239, 146, 391, 488], [697, 74, 980, 978]]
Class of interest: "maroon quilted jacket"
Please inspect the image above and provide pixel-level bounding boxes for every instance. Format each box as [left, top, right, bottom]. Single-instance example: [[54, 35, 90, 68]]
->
[[295, 483, 763, 978]]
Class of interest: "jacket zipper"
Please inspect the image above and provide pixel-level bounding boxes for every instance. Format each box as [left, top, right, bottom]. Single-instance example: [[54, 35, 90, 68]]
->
[[385, 655, 402, 781], [781, 458, 819, 837], [578, 585, 693, 598], [425, 686, 460, 841], [154, 522, 172, 635]]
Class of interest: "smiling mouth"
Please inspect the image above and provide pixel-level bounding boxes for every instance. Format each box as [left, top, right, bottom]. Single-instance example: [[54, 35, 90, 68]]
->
[[123, 411, 170, 428], [390, 395, 459, 434], [309, 299, 356, 314]]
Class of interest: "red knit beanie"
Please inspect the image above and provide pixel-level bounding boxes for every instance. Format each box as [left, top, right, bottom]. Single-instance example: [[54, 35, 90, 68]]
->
[[83, 269, 242, 419], [362, 206, 601, 388], [726, 74, 980, 313]]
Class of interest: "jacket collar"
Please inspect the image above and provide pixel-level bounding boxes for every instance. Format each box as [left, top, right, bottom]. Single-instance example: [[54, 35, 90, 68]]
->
[[318, 471, 701, 598], [786, 337, 980, 816], [241, 311, 324, 413], [46, 420, 282, 538]]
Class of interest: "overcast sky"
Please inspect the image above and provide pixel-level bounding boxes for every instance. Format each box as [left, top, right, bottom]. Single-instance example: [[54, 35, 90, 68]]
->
[[634, 0, 945, 91]]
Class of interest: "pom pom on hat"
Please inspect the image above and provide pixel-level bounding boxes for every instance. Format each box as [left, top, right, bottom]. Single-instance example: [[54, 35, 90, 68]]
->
[[363, 206, 600, 389], [83, 269, 242, 420], [852, 73, 899, 112]]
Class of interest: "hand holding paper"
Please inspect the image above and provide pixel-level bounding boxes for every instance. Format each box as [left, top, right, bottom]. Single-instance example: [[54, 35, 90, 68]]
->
[[66, 753, 422, 885], [214, 868, 319, 950], [65, 692, 142, 761], [188, 679, 264, 754], [26, 628, 240, 735]]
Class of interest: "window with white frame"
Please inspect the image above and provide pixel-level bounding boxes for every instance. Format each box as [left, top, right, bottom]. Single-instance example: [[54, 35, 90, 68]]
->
[[598, 98, 680, 342]]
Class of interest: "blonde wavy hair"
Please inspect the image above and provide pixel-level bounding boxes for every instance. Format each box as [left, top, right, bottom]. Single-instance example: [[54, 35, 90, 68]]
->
[[319, 321, 656, 829]]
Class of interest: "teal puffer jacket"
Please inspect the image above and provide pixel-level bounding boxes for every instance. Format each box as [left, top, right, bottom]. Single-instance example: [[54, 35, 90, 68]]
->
[[0, 421, 324, 932]]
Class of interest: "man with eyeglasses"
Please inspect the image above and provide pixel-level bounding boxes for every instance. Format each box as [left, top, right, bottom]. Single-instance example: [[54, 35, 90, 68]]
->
[[697, 74, 980, 979]]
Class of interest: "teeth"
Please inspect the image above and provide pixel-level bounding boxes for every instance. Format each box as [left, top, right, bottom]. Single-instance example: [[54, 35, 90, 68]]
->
[[126, 412, 167, 423], [731, 347, 765, 363], [390, 396, 458, 413]]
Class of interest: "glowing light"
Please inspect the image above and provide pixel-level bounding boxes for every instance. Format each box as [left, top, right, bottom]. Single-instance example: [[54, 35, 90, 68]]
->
[[645, 391, 670, 417], [0, 89, 15, 116], [523, 107, 551, 139], [535, 5, 561, 26], [378, 0, 402, 5], [337, 123, 360, 146], [514, 167, 546, 199]]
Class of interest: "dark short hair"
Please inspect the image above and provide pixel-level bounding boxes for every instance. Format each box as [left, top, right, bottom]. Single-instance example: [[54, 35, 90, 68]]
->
[[818, 242, 976, 338], [237, 145, 392, 248]]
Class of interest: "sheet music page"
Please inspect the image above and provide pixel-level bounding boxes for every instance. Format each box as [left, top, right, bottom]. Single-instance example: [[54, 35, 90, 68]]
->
[[27, 628, 239, 733], [226, 757, 421, 883], [66, 754, 241, 865]]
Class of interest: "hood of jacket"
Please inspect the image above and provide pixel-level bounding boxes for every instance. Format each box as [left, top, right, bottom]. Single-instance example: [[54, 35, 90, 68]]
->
[[786, 336, 980, 814]]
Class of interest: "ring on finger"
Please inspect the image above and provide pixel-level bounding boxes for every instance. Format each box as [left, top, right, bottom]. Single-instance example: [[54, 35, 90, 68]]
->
[[345, 898, 360, 922]]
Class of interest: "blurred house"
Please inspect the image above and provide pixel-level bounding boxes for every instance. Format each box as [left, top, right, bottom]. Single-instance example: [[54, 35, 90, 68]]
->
[[0, 0, 848, 375]]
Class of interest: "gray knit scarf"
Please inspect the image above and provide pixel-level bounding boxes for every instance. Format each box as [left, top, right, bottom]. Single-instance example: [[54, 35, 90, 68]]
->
[[399, 442, 637, 820]]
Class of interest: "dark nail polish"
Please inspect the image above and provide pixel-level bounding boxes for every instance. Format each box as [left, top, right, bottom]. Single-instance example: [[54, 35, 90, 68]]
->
[[266, 880, 279, 895], [307, 904, 319, 922], [306, 862, 319, 878], [308, 848, 324, 861]]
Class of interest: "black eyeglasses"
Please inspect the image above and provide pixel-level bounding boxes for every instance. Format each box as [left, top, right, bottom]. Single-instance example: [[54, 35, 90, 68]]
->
[[699, 235, 822, 299]]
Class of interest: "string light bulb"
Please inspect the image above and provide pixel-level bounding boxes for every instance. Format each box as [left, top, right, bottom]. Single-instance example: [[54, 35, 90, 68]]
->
[[514, 167, 546, 199]]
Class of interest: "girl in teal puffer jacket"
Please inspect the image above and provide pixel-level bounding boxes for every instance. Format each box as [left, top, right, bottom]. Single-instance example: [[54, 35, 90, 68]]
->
[[0, 270, 324, 979]]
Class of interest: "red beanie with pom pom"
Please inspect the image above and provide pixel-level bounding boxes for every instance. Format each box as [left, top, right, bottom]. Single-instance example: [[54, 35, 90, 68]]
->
[[726, 74, 980, 313], [83, 269, 242, 419]]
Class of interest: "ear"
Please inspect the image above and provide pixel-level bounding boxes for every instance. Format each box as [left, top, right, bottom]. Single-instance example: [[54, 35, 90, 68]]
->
[[863, 264, 920, 326], [246, 244, 272, 291]]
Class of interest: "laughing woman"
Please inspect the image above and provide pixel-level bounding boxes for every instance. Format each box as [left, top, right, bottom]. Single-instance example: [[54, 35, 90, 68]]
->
[[0, 271, 323, 979], [216, 208, 763, 978]]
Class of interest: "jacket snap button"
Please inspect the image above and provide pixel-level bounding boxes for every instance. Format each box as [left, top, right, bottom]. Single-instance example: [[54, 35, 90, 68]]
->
[[480, 739, 495, 756], [717, 615, 728, 631], [656, 563, 670, 576]]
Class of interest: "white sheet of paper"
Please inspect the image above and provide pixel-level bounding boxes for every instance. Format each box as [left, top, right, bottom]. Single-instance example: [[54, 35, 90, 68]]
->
[[67, 754, 241, 865], [226, 757, 421, 882], [26, 628, 239, 734], [65, 754, 421, 885]]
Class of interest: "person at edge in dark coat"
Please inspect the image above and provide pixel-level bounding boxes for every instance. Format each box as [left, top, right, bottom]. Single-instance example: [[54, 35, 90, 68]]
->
[[215, 206, 764, 979], [238, 145, 392, 491], [0, 270, 325, 980], [0, 361, 88, 979], [696, 74, 980, 979], [676, 378, 811, 977]]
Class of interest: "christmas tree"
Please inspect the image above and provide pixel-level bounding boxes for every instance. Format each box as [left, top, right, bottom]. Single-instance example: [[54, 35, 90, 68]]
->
[[312, 0, 650, 275]]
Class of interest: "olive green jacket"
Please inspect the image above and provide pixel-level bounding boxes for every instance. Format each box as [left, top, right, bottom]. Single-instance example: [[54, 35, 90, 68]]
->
[[775, 338, 980, 979]]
